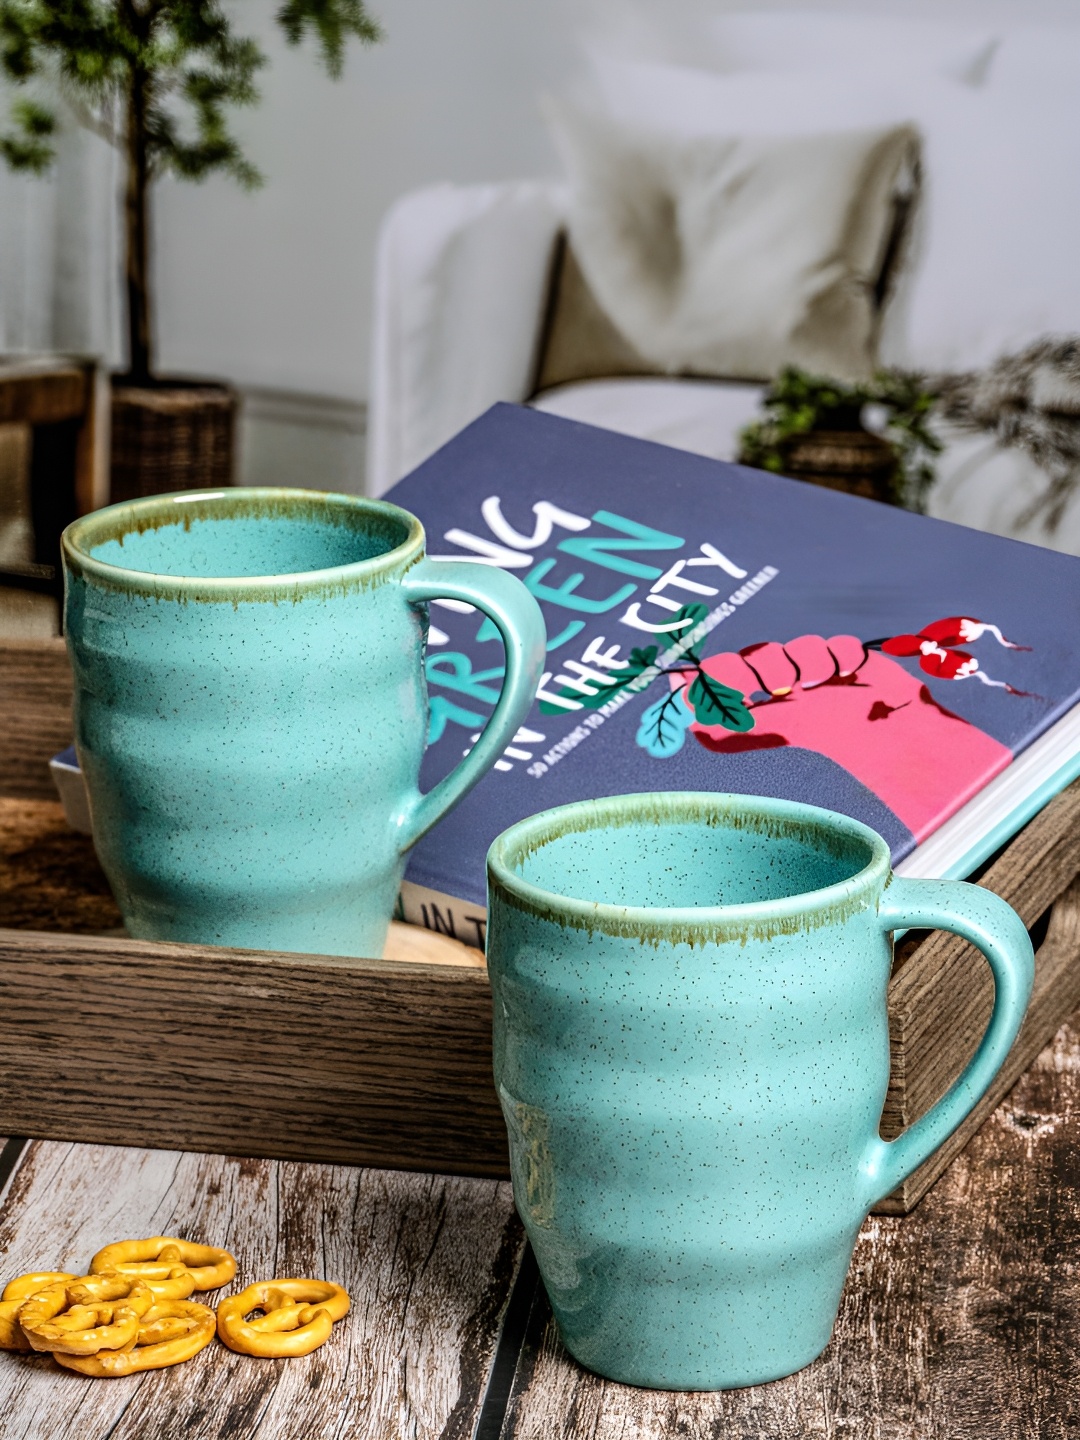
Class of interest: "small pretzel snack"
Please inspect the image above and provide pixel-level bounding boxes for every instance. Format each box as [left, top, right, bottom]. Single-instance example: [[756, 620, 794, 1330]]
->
[[0, 1273, 77, 1351], [217, 1280, 350, 1358], [90, 1238, 236, 1294], [54, 1299, 216, 1377], [18, 1274, 155, 1356]]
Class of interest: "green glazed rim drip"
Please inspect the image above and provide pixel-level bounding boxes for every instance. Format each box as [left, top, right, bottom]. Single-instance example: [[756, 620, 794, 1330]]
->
[[62, 488, 426, 604], [487, 791, 892, 946]]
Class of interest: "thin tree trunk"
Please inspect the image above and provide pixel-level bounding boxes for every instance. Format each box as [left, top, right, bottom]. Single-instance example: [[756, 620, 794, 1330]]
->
[[124, 67, 152, 385]]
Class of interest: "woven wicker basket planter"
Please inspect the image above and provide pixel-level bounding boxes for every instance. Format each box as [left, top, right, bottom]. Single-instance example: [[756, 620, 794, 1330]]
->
[[110, 380, 236, 503], [782, 426, 898, 504]]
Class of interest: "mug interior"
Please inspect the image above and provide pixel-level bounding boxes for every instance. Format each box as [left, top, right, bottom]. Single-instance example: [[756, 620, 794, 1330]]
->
[[71, 491, 416, 580], [512, 798, 879, 911]]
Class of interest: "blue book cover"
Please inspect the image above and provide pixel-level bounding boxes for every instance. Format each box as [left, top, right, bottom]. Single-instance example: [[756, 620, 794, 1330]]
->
[[386, 404, 1080, 943]]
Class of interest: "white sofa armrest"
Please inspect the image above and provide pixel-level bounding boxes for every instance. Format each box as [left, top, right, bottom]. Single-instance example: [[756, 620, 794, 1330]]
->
[[367, 180, 566, 496]]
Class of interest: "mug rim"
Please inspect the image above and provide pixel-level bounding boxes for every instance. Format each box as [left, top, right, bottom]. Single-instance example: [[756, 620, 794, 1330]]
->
[[487, 791, 892, 944], [62, 487, 426, 603]]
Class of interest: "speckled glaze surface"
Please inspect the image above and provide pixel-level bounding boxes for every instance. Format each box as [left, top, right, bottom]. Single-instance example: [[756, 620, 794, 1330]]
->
[[62, 488, 545, 958], [486, 792, 1034, 1390]]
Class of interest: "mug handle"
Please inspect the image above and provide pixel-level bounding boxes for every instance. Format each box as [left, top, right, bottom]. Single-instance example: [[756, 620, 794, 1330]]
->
[[859, 876, 1034, 1208], [397, 557, 546, 854]]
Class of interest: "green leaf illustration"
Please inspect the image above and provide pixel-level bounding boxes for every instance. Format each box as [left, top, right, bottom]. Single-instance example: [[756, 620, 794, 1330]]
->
[[539, 644, 658, 715], [674, 602, 710, 634], [537, 598, 707, 718], [636, 691, 693, 757], [687, 672, 755, 732]]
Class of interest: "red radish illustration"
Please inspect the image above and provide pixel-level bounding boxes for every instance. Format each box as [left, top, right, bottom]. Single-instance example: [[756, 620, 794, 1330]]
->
[[876, 616, 1032, 692]]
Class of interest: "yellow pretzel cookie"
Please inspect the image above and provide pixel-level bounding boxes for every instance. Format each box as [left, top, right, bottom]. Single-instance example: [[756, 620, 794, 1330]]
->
[[90, 1238, 236, 1293], [2, 1272, 78, 1303], [217, 1280, 350, 1358], [0, 1274, 77, 1351], [105, 1262, 196, 1302], [18, 1274, 154, 1356], [54, 1299, 216, 1377], [0, 1301, 31, 1352]]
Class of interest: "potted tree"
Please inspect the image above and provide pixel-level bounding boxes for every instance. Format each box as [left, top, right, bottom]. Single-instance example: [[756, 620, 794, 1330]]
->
[[0, 0, 380, 501]]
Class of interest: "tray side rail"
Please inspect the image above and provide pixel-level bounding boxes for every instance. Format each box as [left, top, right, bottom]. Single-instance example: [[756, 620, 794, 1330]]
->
[[0, 930, 507, 1177]]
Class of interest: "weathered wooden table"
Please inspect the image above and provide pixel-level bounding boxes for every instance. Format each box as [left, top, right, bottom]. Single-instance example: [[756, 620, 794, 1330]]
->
[[1, 1008, 1077, 1439]]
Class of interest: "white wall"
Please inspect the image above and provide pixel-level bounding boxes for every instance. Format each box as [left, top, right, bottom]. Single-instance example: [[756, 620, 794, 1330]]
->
[[155, 0, 578, 401], [150, 0, 1080, 410], [4, 0, 1079, 432]]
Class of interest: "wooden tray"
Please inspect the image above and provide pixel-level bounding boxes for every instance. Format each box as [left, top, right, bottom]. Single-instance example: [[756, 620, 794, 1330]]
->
[[3, 638, 1079, 1213]]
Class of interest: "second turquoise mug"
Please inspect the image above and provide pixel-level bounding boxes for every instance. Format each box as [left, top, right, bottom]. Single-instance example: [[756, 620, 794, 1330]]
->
[[62, 487, 545, 958], [486, 792, 1034, 1390]]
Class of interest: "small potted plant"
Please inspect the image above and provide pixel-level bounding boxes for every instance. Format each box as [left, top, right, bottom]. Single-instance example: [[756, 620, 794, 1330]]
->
[[738, 367, 941, 509], [0, 0, 381, 501]]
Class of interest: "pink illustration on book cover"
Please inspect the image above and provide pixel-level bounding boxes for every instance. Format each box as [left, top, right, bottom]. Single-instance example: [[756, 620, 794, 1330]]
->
[[656, 618, 1030, 842]]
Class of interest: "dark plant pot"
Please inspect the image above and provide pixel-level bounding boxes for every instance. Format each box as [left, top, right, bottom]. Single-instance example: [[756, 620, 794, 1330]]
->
[[109, 378, 236, 504], [781, 427, 898, 504]]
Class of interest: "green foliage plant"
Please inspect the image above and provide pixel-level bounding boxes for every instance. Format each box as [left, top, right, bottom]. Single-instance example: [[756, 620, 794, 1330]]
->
[[738, 366, 943, 511], [0, 1, 382, 384]]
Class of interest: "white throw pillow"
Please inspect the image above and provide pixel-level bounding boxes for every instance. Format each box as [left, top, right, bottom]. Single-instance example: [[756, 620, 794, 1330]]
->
[[583, 56, 1080, 372], [545, 95, 918, 383], [706, 12, 1000, 88]]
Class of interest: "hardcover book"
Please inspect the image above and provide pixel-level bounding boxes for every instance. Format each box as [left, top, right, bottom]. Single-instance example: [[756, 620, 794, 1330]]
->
[[386, 404, 1080, 946]]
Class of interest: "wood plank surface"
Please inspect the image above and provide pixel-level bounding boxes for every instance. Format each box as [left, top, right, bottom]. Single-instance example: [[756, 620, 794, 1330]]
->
[[499, 1011, 1080, 1440], [0, 1139, 524, 1439], [0, 929, 505, 1179], [0, 799, 122, 933], [0, 642, 73, 800]]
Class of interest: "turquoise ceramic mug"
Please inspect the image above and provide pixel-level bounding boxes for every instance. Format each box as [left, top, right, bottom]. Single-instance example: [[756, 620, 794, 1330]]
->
[[486, 792, 1034, 1390], [62, 487, 545, 958]]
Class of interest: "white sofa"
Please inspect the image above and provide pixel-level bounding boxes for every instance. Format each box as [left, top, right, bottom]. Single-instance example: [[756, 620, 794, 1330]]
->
[[366, 15, 1080, 556]]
